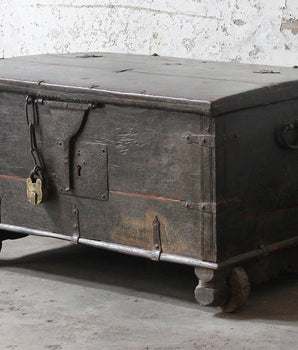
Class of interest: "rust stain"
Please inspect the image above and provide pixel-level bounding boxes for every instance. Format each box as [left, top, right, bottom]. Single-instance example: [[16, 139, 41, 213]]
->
[[109, 225, 151, 249], [110, 190, 181, 203], [1, 177, 182, 204], [0, 174, 26, 181], [265, 204, 298, 214], [110, 208, 172, 251], [0, 174, 59, 187], [242, 203, 298, 222]]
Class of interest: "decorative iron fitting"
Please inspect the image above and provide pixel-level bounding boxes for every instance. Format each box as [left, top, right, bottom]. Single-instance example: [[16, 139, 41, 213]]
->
[[38, 98, 95, 193], [184, 133, 215, 148], [183, 201, 216, 214], [71, 204, 80, 244], [37, 99, 95, 111], [151, 216, 162, 261]]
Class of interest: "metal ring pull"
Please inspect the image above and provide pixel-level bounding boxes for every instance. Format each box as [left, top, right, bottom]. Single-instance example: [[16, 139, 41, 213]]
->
[[280, 121, 298, 150]]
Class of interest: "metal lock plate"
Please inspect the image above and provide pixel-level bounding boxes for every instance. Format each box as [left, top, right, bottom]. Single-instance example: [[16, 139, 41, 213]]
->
[[61, 141, 108, 201], [26, 178, 47, 205]]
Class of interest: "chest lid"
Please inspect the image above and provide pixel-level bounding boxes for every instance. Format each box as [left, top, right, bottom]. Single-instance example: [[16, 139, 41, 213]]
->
[[0, 52, 297, 116]]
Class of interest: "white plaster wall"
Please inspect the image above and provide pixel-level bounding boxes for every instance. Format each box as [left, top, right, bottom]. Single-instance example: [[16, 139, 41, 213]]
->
[[0, 0, 297, 66]]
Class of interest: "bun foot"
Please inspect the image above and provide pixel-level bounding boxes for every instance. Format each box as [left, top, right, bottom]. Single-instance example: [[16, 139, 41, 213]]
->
[[194, 266, 250, 312], [194, 267, 229, 307], [220, 266, 250, 313]]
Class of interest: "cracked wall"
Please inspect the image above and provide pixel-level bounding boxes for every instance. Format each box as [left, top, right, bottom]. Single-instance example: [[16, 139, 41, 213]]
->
[[0, 0, 297, 66]]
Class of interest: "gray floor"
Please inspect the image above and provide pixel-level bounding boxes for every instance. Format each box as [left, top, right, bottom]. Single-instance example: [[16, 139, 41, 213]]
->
[[0, 236, 297, 350]]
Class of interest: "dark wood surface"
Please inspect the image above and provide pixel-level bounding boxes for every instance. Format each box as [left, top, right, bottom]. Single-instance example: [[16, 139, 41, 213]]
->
[[0, 90, 216, 261], [216, 99, 298, 260], [0, 53, 297, 267], [0, 91, 209, 202], [0, 52, 297, 116]]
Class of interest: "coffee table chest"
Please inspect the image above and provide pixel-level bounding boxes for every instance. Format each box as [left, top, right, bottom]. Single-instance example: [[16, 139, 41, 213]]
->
[[0, 53, 297, 311]]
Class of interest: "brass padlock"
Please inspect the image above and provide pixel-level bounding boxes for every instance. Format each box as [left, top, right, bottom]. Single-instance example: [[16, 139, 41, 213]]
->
[[26, 166, 47, 205], [26, 177, 47, 205]]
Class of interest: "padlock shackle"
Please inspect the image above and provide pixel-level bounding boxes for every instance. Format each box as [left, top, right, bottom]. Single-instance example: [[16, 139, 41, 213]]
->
[[30, 165, 44, 181]]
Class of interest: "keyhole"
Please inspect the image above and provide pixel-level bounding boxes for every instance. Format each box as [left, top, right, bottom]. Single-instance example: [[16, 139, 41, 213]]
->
[[76, 165, 82, 176]]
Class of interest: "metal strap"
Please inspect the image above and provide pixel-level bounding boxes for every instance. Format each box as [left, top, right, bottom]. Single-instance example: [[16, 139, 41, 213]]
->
[[71, 205, 80, 244], [184, 133, 215, 148], [25, 95, 46, 176], [183, 201, 216, 214], [151, 216, 162, 261]]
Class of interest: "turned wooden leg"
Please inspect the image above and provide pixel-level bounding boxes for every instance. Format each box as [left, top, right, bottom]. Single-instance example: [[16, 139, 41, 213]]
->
[[194, 267, 230, 307], [220, 266, 250, 313], [194, 266, 251, 312]]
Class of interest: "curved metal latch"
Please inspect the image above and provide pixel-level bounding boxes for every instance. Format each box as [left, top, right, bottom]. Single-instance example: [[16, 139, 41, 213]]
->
[[37, 99, 95, 192]]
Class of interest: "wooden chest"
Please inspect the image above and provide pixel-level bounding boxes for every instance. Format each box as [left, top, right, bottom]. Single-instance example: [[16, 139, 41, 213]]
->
[[0, 53, 297, 311]]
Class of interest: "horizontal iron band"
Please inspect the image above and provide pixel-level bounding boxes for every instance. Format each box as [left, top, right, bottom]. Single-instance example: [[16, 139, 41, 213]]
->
[[0, 78, 211, 116], [0, 223, 297, 270], [219, 236, 298, 269], [0, 223, 71, 242], [0, 223, 218, 269]]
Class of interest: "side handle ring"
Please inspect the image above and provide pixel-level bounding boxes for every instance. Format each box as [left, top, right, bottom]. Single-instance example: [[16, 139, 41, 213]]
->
[[279, 121, 298, 150]]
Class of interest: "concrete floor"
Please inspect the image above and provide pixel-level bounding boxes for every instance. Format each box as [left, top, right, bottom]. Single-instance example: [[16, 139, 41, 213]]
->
[[0, 236, 297, 350]]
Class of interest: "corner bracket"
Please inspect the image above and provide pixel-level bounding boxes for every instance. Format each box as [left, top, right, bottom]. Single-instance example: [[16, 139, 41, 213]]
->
[[183, 201, 216, 214], [184, 133, 215, 148]]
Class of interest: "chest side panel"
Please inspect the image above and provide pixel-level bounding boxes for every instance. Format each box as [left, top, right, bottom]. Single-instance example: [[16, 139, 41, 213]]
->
[[216, 99, 298, 261], [0, 91, 216, 261]]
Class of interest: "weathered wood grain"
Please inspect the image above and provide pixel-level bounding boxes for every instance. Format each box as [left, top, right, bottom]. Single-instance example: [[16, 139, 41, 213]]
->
[[0, 92, 209, 203], [0, 90, 217, 262], [0, 53, 297, 269], [216, 98, 298, 260], [0, 176, 204, 260], [0, 52, 297, 116]]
